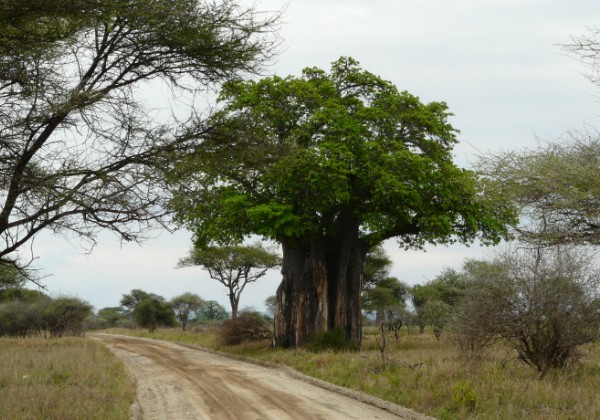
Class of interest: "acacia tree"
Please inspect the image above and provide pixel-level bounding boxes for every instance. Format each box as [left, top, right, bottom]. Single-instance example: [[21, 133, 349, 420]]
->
[[0, 0, 278, 275], [197, 300, 228, 321], [411, 268, 467, 334], [0, 264, 26, 289], [264, 295, 277, 317], [477, 29, 600, 246], [120, 289, 162, 315], [362, 245, 393, 292], [170, 57, 515, 347], [178, 243, 281, 320], [97, 306, 127, 328], [170, 292, 204, 331], [133, 297, 176, 332], [479, 135, 600, 245]]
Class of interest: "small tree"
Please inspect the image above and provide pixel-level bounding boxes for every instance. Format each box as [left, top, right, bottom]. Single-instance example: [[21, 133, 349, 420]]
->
[[178, 243, 281, 320], [120, 289, 163, 316], [362, 277, 408, 324], [97, 307, 128, 328], [411, 269, 467, 335], [362, 245, 394, 292], [410, 284, 432, 334], [197, 300, 229, 321], [264, 295, 277, 318], [133, 298, 176, 332], [361, 246, 408, 326], [0, 265, 27, 290], [453, 246, 600, 376], [170, 293, 204, 331], [422, 300, 451, 341], [44, 297, 93, 337]]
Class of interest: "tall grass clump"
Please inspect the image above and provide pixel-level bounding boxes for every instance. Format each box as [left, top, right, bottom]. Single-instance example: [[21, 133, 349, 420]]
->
[[0, 337, 134, 420]]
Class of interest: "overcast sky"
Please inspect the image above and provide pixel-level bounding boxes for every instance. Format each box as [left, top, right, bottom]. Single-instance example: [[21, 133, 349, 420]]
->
[[33, 0, 600, 313]]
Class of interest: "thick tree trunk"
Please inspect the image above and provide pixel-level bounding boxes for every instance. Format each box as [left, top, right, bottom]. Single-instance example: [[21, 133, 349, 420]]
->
[[274, 218, 366, 348], [274, 240, 328, 347]]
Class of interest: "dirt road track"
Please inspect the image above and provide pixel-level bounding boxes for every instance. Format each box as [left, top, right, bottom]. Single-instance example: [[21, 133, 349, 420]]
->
[[92, 334, 432, 420]]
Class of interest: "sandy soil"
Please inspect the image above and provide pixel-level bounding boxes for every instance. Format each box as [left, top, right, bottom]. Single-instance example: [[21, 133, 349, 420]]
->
[[92, 333, 431, 420]]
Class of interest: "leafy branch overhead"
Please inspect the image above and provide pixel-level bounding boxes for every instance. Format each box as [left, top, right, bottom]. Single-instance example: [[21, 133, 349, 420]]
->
[[478, 133, 600, 245], [0, 0, 280, 271]]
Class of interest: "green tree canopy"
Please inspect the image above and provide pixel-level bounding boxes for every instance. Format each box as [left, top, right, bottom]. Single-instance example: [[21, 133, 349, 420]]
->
[[170, 292, 204, 331], [133, 297, 176, 332], [197, 300, 228, 321], [97, 306, 128, 328], [120, 289, 163, 315], [361, 246, 408, 323], [172, 57, 514, 250], [170, 57, 515, 347], [0, 264, 27, 290], [362, 245, 393, 291]]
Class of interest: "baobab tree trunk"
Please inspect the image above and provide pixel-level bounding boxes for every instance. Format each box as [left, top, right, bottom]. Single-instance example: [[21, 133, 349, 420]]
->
[[274, 219, 366, 348], [274, 240, 328, 347]]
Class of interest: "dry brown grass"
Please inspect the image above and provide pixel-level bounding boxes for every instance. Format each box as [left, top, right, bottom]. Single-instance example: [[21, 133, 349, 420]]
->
[[0, 337, 134, 420], [110, 326, 600, 419]]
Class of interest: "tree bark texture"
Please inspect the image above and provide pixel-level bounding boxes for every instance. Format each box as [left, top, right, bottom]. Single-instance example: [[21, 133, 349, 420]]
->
[[274, 219, 366, 348]]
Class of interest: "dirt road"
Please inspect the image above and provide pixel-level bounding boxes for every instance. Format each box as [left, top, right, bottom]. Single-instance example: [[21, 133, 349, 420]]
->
[[93, 334, 430, 420]]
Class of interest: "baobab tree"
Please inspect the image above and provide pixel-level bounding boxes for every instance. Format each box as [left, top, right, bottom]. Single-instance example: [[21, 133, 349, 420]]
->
[[170, 57, 515, 347]]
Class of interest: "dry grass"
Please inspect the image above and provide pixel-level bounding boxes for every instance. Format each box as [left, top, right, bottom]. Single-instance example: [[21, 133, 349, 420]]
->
[[0, 337, 134, 420], [104, 325, 220, 347], [108, 326, 600, 419]]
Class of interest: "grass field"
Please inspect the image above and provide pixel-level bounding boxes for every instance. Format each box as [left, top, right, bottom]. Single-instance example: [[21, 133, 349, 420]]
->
[[105, 326, 600, 419], [5, 326, 598, 419], [0, 337, 134, 420]]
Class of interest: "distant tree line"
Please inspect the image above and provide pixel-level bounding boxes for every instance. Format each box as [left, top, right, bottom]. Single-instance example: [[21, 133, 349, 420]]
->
[[357, 241, 600, 377], [90, 289, 230, 332]]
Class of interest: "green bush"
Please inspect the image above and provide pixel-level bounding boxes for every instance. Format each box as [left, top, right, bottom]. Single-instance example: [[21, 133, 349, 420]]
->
[[452, 380, 477, 412], [133, 298, 177, 332], [306, 327, 356, 352], [0, 296, 91, 337]]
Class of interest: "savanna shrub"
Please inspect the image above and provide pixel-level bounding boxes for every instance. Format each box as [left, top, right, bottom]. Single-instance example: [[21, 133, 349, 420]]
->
[[452, 380, 477, 412], [0, 295, 91, 337], [453, 246, 600, 376], [218, 311, 272, 345], [133, 298, 177, 332]]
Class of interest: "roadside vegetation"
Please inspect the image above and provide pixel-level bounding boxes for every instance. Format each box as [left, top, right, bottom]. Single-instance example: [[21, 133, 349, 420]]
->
[[103, 325, 600, 420], [0, 337, 134, 420]]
